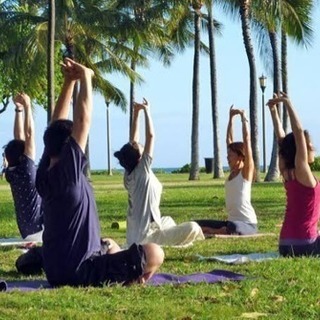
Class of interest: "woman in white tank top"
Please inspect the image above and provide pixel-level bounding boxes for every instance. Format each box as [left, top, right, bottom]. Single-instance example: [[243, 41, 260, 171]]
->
[[195, 106, 257, 236]]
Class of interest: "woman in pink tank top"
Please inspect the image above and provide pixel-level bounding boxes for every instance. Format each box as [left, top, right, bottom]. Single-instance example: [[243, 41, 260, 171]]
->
[[267, 92, 320, 257]]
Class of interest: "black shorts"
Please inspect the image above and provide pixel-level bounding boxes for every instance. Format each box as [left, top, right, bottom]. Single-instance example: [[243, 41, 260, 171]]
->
[[75, 243, 146, 287]]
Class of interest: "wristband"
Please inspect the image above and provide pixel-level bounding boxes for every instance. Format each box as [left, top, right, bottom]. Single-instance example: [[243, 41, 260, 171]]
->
[[15, 109, 23, 112]]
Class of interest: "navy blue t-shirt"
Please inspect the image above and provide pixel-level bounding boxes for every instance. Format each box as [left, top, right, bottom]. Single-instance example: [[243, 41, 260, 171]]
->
[[6, 154, 43, 238], [36, 137, 101, 286]]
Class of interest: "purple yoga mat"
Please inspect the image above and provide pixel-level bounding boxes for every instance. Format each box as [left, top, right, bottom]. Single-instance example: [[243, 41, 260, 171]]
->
[[0, 279, 50, 292], [148, 269, 245, 286], [0, 269, 244, 292]]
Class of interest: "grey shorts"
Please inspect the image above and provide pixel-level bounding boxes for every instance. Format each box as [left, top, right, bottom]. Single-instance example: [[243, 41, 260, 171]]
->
[[75, 243, 146, 287]]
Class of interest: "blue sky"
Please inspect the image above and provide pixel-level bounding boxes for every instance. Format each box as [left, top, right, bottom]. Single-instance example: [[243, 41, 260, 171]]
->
[[0, 5, 319, 170]]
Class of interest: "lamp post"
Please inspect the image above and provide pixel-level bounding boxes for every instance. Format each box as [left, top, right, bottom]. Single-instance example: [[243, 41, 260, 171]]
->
[[259, 74, 267, 173], [105, 99, 112, 176]]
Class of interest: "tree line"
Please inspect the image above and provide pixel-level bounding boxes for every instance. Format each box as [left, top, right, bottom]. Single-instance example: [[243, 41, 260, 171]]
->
[[0, 0, 314, 181]]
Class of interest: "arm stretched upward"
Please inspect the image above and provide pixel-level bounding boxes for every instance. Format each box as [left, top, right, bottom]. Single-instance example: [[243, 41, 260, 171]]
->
[[267, 92, 315, 187]]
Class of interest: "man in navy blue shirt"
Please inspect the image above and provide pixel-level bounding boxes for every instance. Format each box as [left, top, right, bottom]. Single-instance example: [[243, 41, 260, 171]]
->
[[34, 58, 164, 286], [5, 93, 43, 241]]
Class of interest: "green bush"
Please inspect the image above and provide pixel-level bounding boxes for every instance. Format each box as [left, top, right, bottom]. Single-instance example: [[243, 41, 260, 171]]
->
[[310, 156, 320, 171], [172, 163, 190, 173], [172, 164, 206, 174]]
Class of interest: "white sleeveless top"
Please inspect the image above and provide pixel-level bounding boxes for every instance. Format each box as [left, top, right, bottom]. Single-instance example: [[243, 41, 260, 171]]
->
[[225, 172, 257, 224]]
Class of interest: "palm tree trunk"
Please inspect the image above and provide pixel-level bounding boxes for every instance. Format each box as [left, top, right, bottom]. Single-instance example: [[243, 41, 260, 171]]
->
[[129, 59, 136, 141], [281, 28, 288, 134], [207, 3, 223, 179], [265, 31, 281, 182], [239, 0, 260, 181], [47, 0, 55, 124], [189, 8, 201, 180]]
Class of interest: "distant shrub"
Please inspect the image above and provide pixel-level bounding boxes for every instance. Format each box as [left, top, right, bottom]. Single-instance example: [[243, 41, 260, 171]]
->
[[172, 164, 190, 174], [172, 164, 206, 174], [310, 156, 320, 171]]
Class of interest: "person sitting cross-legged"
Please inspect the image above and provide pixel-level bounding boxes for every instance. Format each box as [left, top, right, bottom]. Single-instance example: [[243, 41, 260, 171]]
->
[[267, 92, 320, 257], [4, 93, 44, 242], [17, 58, 164, 286], [114, 98, 204, 247], [195, 106, 258, 236]]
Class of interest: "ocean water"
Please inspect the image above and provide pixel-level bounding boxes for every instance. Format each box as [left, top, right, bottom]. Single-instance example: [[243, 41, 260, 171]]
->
[[92, 166, 230, 175]]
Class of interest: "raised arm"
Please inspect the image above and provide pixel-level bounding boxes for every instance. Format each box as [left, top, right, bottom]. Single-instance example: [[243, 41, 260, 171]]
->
[[268, 93, 315, 186], [134, 98, 154, 157], [13, 94, 25, 140], [280, 93, 314, 186], [130, 103, 141, 144], [226, 105, 236, 146], [266, 93, 285, 143], [142, 99, 154, 157], [20, 93, 35, 160], [239, 110, 254, 181], [70, 60, 94, 153], [51, 58, 77, 123]]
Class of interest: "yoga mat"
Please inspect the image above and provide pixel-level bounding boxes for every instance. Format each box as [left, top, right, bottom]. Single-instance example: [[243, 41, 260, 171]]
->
[[195, 252, 279, 264], [0, 238, 39, 247], [209, 233, 276, 239], [0, 279, 50, 292], [148, 269, 245, 286], [0, 269, 244, 292]]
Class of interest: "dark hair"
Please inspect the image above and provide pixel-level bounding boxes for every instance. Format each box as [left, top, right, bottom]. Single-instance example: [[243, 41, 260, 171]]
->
[[43, 119, 73, 157], [114, 143, 140, 174], [4, 140, 25, 167], [228, 142, 245, 159], [279, 130, 313, 169]]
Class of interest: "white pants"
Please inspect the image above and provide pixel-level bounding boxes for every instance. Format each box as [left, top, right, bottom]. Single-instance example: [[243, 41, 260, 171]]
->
[[143, 216, 205, 247]]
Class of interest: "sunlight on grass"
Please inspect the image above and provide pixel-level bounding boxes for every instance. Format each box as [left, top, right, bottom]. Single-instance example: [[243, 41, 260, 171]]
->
[[0, 173, 320, 319]]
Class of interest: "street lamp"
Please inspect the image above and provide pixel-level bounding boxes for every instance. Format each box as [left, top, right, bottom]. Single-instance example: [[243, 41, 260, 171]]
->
[[105, 99, 112, 176], [259, 74, 267, 173]]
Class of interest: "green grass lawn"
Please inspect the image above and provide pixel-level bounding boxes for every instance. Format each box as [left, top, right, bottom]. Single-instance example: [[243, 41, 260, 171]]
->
[[1, 172, 320, 319]]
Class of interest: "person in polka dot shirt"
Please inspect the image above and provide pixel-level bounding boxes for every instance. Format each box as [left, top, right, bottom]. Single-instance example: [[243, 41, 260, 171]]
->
[[4, 93, 43, 242]]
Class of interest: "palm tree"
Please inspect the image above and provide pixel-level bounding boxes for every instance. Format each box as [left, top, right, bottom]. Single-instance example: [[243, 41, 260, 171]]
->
[[0, 1, 145, 178], [107, 0, 175, 138], [0, 1, 139, 109], [253, 0, 313, 181], [264, 30, 281, 181], [189, 0, 203, 181], [280, 0, 313, 133], [0, 1, 51, 105], [204, 0, 224, 178], [47, 0, 55, 123], [281, 29, 288, 134], [219, 0, 260, 181]]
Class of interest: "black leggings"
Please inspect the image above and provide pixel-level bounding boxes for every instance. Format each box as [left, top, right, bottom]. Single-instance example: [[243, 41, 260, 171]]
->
[[194, 219, 258, 235], [279, 237, 320, 257]]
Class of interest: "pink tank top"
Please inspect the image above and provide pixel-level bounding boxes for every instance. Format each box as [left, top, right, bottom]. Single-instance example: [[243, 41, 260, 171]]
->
[[280, 179, 320, 245]]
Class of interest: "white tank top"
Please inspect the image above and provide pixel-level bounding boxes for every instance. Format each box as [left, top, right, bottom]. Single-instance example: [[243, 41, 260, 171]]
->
[[225, 172, 257, 224]]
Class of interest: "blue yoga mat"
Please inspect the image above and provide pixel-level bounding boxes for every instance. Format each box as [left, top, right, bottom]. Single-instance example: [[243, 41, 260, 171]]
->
[[0, 269, 244, 292]]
